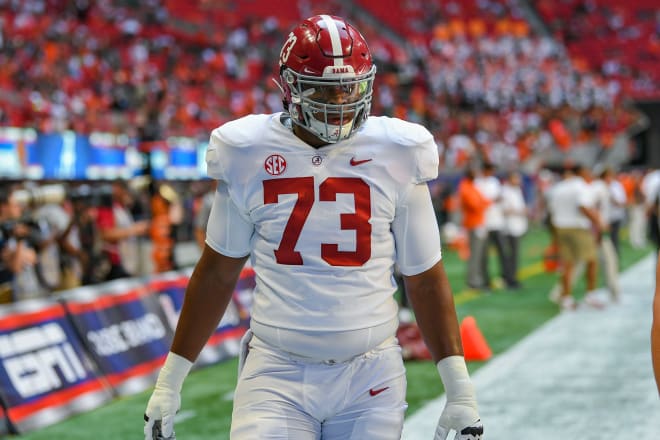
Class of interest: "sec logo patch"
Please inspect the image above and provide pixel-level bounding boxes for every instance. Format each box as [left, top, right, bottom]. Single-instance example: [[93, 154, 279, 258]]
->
[[265, 154, 287, 176]]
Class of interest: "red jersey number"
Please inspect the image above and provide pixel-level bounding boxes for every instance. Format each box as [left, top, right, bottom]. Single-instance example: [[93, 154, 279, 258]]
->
[[263, 177, 372, 266]]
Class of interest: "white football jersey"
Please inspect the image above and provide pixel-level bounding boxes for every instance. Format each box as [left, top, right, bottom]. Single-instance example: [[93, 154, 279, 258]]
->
[[205, 113, 441, 333]]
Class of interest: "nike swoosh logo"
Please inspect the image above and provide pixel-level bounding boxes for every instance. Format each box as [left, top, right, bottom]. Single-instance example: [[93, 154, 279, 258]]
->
[[369, 386, 389, 396], [350, 157, 373, 166]]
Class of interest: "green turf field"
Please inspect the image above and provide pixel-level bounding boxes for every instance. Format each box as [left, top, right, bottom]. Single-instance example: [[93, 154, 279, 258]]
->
[[13, 227, 652, 439]]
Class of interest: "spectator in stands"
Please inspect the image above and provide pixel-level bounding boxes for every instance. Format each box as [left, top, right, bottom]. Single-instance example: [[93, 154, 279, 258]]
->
[[96, 181, 149, 281], [144, 15, 482, 440], [501, 171, 528, 289], [458, 166, 491, 290], [546, 165, 604, 310], [0, 0, 640, 169]]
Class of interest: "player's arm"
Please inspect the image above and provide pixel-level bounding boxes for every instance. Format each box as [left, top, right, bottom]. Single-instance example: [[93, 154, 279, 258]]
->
[[404, 261, 462, 363], [144, 181, 253, 440], [171, 247, 248, 360], [652, 251, 660, 395], [393, 183, 482, 439]]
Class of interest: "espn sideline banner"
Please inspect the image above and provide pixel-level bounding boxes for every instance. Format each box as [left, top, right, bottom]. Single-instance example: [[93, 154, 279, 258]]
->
[[0, 267, 254, 434]]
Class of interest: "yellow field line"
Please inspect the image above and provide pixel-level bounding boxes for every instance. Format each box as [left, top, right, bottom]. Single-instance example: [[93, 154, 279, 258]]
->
[[453, 261, 547, 305]]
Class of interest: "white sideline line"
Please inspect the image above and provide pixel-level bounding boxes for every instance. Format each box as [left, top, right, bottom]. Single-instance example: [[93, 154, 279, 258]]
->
[[174, 410, 196, 423], [402, 253, 660, 439]]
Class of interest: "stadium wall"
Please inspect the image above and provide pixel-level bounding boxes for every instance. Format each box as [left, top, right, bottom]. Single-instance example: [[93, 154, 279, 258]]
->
[[0, 268, 254, 434]]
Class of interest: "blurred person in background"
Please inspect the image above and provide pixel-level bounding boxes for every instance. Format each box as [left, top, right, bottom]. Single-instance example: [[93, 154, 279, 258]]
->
[[458, 166, 491, 290], [628, 170, 648, 249], [68, 184, 107, 285], [96, 181, 149, 281], [0, 186, 45, 302], [601, 168, 627, 256], [476, 162, 515, 289], [54, 190, 90, 290], [144, 14, 482, 440], [28, 184, 73, 291], [149, 183, 181, 273], [589, 167, 621, 302], [546, 165, 604, 310], [501, 171, 528, 289]]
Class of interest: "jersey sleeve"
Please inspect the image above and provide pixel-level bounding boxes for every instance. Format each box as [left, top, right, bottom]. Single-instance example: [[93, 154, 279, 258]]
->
[[205, 128, 227, 181], [392, 182, 442, 276], [205, 181, 253, 258], [380, 117, 439, 184], [413, 134, 440, 184]]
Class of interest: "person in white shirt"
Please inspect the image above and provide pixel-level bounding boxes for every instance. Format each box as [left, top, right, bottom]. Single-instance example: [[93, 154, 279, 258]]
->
[[589, 169, 621, 302], [475, 162, 515, 289], [143, 15, 482, 440], [546, 165, 604, 310], [601, 168, 627, 256], [501, 171, 528, 288]]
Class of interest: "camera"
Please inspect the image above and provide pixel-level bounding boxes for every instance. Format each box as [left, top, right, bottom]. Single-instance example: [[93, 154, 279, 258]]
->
[[0, 217, 44, 249], [69, 184, 113, 208]]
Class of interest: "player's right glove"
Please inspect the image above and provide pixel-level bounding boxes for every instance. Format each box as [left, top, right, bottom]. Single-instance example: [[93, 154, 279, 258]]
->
[[434, 355, 483, 439], [144, 352, 193, 440]]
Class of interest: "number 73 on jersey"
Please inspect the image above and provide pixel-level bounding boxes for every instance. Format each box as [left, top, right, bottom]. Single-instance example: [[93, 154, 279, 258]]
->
[[264, 176, 372, 267]]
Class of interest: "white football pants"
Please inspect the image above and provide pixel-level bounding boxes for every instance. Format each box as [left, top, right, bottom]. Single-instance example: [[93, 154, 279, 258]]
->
[[230, 335, 407, 439]]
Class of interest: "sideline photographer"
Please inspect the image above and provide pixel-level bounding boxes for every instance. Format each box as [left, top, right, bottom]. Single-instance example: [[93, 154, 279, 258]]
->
[[65, 183, 113, 285], [0, 186, 45, 302]]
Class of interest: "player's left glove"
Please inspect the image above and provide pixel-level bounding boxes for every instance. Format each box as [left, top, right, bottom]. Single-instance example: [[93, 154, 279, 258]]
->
[[144, 352, 193, 440], [434, 355, 483, 439]]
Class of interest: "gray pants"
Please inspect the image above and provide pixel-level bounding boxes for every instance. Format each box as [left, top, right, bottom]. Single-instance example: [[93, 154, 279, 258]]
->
[[467, 228, 488, 288], [482, 229, 514, 286], [504, 234, 521, 285]]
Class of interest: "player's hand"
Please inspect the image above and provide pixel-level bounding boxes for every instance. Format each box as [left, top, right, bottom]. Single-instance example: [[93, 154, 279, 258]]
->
[[435, 356, 483, 439], [434, 405, 483, 439], [144, 386, 180, 440], [143, 352, 193, 440]]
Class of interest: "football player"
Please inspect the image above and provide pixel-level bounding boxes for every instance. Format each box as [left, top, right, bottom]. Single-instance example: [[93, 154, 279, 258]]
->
[[144, 14, 483, 439]]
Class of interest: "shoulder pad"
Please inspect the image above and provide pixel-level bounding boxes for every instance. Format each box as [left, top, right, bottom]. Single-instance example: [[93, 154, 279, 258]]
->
[[205, 114, 271, 180], [369, 117, 439, 183]]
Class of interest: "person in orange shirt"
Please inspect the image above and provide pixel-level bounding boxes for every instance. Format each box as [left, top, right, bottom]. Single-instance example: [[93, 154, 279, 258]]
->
[[458, 167, 491, 290]]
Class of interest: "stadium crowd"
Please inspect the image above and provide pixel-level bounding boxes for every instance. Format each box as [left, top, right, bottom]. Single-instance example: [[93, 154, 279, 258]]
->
[[0, 0, 648, 170]]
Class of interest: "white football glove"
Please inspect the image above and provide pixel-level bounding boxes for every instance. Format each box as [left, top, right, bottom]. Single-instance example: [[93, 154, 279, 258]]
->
[[435, 356, 483, 439], [144, 352, 193, 440]]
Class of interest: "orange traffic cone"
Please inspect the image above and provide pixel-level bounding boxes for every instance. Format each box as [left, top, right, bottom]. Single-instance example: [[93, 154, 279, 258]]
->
[[460, 316, 492, 361]]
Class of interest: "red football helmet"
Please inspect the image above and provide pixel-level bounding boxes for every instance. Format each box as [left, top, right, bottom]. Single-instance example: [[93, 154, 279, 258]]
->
[[278, 15, 376, 143]]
